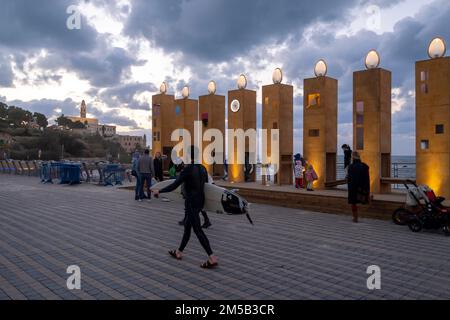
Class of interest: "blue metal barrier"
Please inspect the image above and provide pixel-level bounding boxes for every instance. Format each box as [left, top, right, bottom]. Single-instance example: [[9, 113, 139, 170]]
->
[[40, 162, 63, 183], [103, 164, 125, 186], [59, 163, 81, 185]]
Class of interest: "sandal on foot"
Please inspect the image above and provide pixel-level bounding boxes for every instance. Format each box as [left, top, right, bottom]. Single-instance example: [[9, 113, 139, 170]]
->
[[168, 250, 182, 260], [201, 260, 218, 269]]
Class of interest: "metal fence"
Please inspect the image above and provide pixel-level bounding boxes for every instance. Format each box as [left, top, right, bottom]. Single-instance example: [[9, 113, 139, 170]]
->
[[0, 159, 132, 186]]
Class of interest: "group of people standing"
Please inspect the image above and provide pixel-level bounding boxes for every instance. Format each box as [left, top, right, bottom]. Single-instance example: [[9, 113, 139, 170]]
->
[[129, 144, 369, 270], [131, 150, 164, 202], [294, 155, 318, 191], [293, 145, 370, 223]]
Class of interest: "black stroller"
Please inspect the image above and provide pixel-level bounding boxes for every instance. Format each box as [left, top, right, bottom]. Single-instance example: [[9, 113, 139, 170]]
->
[[392, 180, 450, 235]]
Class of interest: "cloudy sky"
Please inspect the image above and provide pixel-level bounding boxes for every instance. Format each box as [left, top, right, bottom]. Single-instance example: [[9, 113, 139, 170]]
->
[[0, 0, 448, 155]]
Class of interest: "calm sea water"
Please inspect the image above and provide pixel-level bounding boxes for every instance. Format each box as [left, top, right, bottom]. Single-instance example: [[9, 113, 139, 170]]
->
[[255, 155, 416, 183]]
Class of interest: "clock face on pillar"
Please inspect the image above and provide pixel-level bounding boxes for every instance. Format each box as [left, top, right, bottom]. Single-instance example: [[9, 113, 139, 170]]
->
[[231, 99, 240, 113]]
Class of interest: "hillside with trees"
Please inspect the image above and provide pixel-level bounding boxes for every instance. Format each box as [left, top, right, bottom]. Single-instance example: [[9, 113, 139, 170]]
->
[[0, 102, 130, 162]]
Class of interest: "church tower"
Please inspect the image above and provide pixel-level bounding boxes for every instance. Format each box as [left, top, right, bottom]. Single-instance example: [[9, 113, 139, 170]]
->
[[80, 100, 87, 118]]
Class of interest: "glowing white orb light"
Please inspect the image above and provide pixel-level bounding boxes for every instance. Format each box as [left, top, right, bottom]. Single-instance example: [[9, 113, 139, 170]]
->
[[365, 50, 380, 69], [272, 68, 283, 84], [160, 82, 168, 94], [181, 86, 190, 99], [237, 74, 247, 89], [428, 37, 446, 59], [208, 81, 217, 95], [314, 59, 328, 77]]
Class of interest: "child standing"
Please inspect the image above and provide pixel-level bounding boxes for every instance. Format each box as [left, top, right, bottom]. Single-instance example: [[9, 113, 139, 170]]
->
[[294, 160, 304, 189], [305, 163, 318, 191]]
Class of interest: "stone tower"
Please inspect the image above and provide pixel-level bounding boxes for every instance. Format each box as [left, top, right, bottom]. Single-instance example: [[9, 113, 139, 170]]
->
[[262, 78, 294, 186], [80, 100, 87, 118], [416, 54, 450, 197], [303, 75, 338, 189]]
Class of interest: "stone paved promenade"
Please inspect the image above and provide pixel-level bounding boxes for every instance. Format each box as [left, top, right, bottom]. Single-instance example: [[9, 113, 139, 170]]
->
[[1, 175, 449, 300]]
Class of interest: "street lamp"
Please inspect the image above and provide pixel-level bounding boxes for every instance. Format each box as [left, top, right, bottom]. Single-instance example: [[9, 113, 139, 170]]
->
[[365, 49, 380, 69], [208, 81, 217, 95], [314, 59, 328, 77], [272, 68, 283, 84], [160, 82, 168, 94], [237, 74, 247, 89], [428, 37, 446, 59], [181, 85, 190, 99]]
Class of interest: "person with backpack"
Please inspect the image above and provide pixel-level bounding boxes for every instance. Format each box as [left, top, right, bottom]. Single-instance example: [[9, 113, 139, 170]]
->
[[152, 147, 218, 269]]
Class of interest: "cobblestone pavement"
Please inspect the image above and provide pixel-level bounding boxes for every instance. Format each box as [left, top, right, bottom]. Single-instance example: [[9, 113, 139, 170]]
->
[[1, 175, 449, 300]]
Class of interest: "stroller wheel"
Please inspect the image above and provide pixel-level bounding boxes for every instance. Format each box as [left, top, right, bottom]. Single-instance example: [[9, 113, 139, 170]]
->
[[392, 208, 411, 225], [443, 221, 450, 236], [408, 218, 423, 233]]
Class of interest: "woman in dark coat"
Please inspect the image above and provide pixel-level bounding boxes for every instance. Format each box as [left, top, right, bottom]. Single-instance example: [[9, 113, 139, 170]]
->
[[347, 151, 370, 223]]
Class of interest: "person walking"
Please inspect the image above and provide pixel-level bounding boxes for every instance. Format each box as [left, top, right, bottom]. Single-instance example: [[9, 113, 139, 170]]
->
[[154, 152, 164, 182], [138, 149, 155, 201], [305, 162, 318, 191], [347, 151, 370, 223], [131, 151, 142, 201], [152, 148, 218, 269]]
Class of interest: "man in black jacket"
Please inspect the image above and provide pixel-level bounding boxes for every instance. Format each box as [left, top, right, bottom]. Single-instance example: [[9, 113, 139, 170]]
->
[[342, 144, 353, 172], [347, 151, 370, 223], [152, 149, 218, 269], [153, 152, 164, 182]]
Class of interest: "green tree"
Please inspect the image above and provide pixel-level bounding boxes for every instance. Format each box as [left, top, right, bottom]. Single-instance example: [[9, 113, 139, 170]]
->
[[7, 106, 32, 127], [33, 112, 48, 128]]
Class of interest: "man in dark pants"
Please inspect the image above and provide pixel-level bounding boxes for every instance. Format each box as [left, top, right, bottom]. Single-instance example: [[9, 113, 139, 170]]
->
[[152, 152, 218, 269], [138, 149, 155, 201], [347, 152, 370, 223], [179, 210, 211, 229], [153, 152, 164, 182]]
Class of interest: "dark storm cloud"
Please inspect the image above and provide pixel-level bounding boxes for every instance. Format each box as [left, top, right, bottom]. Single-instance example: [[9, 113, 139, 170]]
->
[[98, 82, 157, 110], [0, 1, 143, 88], [125, 0, 365, 62], [68, 46, 145, 87], [0, 0, 97, 52], [0, 55, 14, 87], [5, 98, 80, 118]]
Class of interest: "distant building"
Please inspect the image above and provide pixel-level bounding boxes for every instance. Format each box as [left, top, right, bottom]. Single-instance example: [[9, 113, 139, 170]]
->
[[115, 134, 147, 154], [67, 100, 116, 137]]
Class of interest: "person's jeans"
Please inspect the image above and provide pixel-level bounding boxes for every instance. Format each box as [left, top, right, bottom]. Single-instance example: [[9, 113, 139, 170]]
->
[[134, 173, 142, 198], [140, 173, 152, 199]]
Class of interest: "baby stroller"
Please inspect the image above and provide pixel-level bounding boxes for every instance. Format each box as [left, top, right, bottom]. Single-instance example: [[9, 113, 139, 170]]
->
[[392, 180, 450, 235]]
